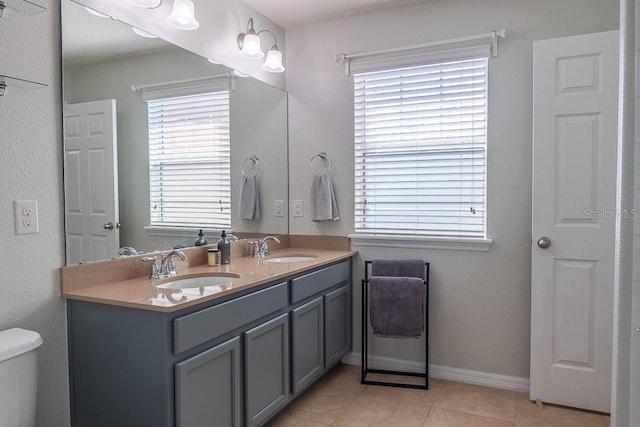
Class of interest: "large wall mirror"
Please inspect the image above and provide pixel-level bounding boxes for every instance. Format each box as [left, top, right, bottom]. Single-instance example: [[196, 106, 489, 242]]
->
[[62, 0, 288, 265]]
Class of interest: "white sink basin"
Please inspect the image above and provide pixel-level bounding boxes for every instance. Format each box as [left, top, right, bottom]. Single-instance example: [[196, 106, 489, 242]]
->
[[264, 255, 318, 263], [156, 273, 240, 290]]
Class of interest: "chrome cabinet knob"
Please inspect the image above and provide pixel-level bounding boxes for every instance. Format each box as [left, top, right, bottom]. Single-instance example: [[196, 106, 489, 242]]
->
[[537, 236, 551, 249]]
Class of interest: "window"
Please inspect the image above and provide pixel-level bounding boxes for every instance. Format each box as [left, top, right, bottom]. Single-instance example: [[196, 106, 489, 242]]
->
[[354, 56, 488, 238], [147, 91, 231, 229]]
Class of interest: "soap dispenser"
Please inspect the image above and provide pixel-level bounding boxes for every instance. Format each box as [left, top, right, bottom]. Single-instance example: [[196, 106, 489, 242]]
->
[[194, 229, 207, 246], [218, 230, 231, 264]]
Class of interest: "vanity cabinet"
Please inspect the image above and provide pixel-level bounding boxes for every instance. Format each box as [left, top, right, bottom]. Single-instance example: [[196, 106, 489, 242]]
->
[[175, 337, 242, 427], [244, 313, 290, 427], [66, 258, 352, 427]]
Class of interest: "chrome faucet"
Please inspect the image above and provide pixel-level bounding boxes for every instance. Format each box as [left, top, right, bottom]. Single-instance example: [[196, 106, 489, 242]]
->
[[118, 246, 139, 256], [142, 256, 160, 279], [160, 250, 187, 277], [259, 236, 280, 257]]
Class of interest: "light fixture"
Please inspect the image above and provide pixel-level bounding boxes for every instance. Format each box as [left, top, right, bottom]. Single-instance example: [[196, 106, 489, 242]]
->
[[0, 81, 6, 97], [133, 27, 157, 38], [237, 18, 264, 59], [233, 70, 250, 78], [126, 0, 161, 8], [166, 0, 199, 31], [84, 7, 109, 18], [0, 1, 6, 18], [237, 18, 285, 73]]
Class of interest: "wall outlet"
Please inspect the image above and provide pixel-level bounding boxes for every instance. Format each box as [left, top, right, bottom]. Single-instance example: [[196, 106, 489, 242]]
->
[[15, 200, 39, 235], [274, 200, 284, 217], [293, 200, 303, 217]]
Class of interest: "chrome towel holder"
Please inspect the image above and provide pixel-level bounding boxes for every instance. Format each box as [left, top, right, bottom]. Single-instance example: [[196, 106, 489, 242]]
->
[[309, 151, 331, 174], [241, 155, 260, 177]]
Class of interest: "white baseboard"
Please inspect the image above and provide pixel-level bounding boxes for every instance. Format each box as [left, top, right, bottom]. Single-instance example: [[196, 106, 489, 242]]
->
[[342, 352, 530, 393]]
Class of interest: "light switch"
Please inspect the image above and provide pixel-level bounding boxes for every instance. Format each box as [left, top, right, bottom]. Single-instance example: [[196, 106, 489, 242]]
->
[[293, 200, 303, 217], [274, 200, 284, 217]]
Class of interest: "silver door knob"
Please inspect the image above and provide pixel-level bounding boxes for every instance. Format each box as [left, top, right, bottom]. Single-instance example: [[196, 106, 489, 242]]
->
[[537, 236, 551, 249], [103, 222, 114, 230]]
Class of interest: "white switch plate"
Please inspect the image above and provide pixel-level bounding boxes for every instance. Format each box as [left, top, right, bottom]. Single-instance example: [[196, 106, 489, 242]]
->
[[293, 200, 303, 217], [274, 200, 284, 217], [15, 200, 39, 235]]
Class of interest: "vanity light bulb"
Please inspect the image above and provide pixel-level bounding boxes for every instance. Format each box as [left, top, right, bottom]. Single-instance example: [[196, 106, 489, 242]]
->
[[166, 0, 200, 31], [262, 48, 285, 73], [239, 33, 264, 59]]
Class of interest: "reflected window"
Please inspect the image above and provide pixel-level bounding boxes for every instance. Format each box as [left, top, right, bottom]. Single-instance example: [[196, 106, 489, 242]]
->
[[147, 91, 231, 229]]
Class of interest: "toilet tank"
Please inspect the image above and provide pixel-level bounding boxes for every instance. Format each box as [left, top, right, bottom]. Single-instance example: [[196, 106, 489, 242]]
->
[[0, 328, 43, 427]]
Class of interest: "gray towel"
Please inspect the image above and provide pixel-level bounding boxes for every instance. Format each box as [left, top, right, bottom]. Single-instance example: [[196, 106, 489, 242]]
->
[[369, 276, 424, 338], [311, 172, 339, 221], [371, 259, 424, 279], [238, 175, 260, 220]]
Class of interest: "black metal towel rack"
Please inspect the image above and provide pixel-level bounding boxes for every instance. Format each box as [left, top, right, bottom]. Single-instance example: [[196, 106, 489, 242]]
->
[[361, 260, 430, 390]]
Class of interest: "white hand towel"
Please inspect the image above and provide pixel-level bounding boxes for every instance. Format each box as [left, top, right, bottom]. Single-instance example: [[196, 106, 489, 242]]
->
[[238, 175, 260, 220], [311, 172, 339, 221]]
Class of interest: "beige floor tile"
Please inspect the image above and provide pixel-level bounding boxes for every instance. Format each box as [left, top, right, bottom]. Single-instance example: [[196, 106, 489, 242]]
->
[[333, 391, 431, 427], [423, 407, 514, 427], [316, 363, 368, 394], [514, 393, 608, 427], [265, 408, 332, 426], [361, 378, 444, 407], [433, 382, 516, 422], [285, 385, 359, 425]]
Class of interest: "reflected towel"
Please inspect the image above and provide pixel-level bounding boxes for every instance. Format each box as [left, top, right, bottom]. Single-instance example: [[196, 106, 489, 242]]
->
[[238, 175, 260, 220], [371, 259, 425, 279], [369, 276, 424, 338], [311, 172, 339, 221]]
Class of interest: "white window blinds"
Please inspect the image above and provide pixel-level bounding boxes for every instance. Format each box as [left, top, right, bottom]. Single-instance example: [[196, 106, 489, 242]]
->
[[354, 56, 488, 238], [148, 91, 231, 229]]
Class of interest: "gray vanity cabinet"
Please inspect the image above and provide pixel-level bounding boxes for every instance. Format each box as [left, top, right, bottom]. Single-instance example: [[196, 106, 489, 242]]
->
[[244, 313, 290, 427], [325, 285, 352, 367], [175, 337, 242, 427], [291, 296, 324, 393], [67, 258, 353, 427]]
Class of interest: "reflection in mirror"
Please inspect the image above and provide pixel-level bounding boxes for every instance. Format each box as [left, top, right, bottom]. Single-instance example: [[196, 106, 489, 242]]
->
[[62, 0, 288, 265]]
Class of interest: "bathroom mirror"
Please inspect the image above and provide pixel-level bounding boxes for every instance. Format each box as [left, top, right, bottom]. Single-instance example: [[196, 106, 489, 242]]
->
[[62, 0, 288, 265]]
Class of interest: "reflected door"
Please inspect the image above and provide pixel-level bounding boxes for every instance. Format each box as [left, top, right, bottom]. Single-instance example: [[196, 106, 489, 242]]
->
[[64, 99, 120, 264], [531, 30, 618, 413]]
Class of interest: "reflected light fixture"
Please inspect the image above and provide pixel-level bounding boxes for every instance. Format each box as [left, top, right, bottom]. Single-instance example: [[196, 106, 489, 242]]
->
[[237, 18, 285, 73], [133, 27, 157, 38], [126, 0, 161, 8], [84, 7, 110, 18], [166, 0, 199, 30]]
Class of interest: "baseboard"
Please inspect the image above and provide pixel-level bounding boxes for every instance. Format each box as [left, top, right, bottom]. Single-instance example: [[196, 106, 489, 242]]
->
[[342, 352, 530, 393]]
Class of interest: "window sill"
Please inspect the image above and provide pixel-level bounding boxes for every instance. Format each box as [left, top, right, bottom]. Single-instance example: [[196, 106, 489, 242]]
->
[[145, 226, 223, 238], [347, 234, 493, 252]]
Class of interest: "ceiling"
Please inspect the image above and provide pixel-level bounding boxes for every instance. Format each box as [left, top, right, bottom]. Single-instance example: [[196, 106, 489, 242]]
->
[[242, 0, 429, 28]]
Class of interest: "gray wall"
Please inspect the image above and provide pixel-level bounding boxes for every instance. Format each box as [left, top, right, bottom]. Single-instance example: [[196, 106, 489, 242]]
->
[[0, 2, 70, 427], [284, 0, 619, 379]]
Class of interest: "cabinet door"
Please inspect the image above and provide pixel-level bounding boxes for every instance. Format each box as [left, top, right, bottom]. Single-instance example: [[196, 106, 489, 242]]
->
[[325, 285, 352, 367], [291, 297, 324, 394], [244, 313, 290, 427], [175, 336, 242, 427]]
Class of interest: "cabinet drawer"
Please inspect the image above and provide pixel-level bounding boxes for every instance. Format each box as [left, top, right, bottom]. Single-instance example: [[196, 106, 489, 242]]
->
[[174, 282, 288, 354], [291, 261, 350, 303]]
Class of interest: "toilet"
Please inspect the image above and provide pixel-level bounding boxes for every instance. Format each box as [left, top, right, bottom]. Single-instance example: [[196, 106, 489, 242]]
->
[[0, 328, 43, 427]]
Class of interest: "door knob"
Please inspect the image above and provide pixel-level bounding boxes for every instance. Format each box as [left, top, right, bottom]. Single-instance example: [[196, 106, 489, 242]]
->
[[537, 236, 551, 249], [103, 222, 121, 230]]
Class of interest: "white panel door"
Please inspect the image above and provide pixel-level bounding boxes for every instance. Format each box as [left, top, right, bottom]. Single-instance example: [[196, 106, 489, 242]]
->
[[64, 100, 119, 264], [531, 30, 619, 413]]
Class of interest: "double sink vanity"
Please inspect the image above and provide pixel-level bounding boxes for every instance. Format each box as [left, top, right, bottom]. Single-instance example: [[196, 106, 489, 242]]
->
[[60, 238, 356, 427]]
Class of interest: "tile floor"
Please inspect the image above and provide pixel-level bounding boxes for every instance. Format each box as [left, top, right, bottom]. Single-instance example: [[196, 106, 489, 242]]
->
[[266, 363, 610, 427]]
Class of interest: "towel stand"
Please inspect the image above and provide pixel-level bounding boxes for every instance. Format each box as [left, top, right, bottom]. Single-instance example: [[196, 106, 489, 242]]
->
[[361, 260, 430, 390]]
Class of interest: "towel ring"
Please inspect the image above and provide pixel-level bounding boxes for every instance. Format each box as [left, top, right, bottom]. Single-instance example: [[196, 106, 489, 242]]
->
[[309, 151, 331, 175], [241, 155, 259, 177]]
